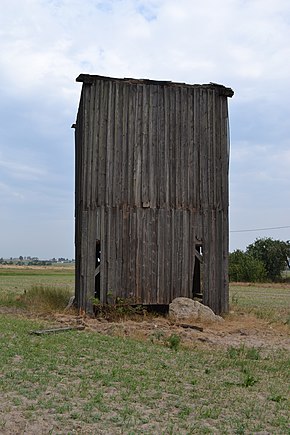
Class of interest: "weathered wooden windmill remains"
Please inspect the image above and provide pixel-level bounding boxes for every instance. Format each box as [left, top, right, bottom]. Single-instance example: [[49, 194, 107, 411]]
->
[[74, 74, 234, 315]]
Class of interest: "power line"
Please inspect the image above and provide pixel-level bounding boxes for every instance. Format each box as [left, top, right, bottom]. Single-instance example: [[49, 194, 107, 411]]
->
[[230, 225, 290, 233]]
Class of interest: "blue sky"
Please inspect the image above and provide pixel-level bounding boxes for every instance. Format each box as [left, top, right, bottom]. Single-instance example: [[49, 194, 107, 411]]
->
[[1, 0, 289, 259]]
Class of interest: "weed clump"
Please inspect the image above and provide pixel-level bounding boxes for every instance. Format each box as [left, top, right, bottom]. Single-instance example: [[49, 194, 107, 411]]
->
[[241, 373, 258, 387], [23, 285, 72, 312], [149, 331, 182, 350], [93, 297, 147, 321], [227, 345, 261, 361], [167, 334, 181, 351]]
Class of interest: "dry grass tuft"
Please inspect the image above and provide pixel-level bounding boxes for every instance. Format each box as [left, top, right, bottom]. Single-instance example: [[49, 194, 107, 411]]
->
[[23, 285, 72, 312]]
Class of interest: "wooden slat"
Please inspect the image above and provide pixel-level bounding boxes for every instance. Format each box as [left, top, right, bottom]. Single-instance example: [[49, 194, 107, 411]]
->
[[30, 326, 85, 335], [134, 85, 142, 207]]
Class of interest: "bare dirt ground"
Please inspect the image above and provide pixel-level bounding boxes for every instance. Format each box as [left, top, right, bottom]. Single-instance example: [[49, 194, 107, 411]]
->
[[1, 302, 289, 352], [47, 310, 290, 352], [0, 308, 289, 353]]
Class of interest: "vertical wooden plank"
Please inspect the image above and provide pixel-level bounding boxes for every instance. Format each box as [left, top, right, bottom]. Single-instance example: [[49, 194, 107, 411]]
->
[[201, 208, 209, 309], [115, 206, 121, 298], [193, 88, 200, 210], [121, 84, 129, 206], [189, 210, 196, 298], [105, 81, 113, 207], [156, 208, 164, 303], [207, 89, 214, 209], [168, 88, 175, 209], [88, 83, 99, 313], [91, 81, 101, 209], [100, 211, 107, 304], [187, 89, 195, 208], [148, 209, 157, 304], [175, 87, 181, 209], [181, 210, 189, 297], [164, 86, 170, 207], [169, 209, 175, 302], [98, 80, 107, 206], [131, 207, 138, 302], [200, 88, 209, 210], [106, 207, 113, 303], [141, 85, 149, 206], [112, 81, 118, 207], [127, 86, 136, 206], [177, 210, 183, 297], [77, 83, 96, 314], [211, 90, 217, 209], [149, 85, 157, 208], [135, 208, 140, 301], [144, 210, 151, 304], [120, 207, 128, 300], [180, 87, 188, 209], [221, 96, 230, 313], [157, 86, 165, 208], [134, 85, 142, 207]]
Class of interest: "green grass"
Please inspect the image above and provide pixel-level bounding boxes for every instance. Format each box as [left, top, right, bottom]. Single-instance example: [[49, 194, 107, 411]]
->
[[0, 315, 289, 434], [22, 285, 72, 312], [229, 283, 290, 323], [1, 265, 289, 321], [0, 266, 74, 307], [0, 267, 289, 432]]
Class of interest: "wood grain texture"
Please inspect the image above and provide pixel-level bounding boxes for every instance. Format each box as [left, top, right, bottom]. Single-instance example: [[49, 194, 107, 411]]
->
[[74, 75, 233, 314]]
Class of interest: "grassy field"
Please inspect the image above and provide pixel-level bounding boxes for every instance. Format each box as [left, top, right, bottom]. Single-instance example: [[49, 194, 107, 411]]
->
[[0, 266, 289, 434], [230, 282, 290, 324], [0, 265, 74, 307], [0, 315, 289, 434]]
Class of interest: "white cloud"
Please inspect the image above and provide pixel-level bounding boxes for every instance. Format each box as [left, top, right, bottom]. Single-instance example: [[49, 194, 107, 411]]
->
[[0, 182, 25, 201], [1, 0, 290, 96], [0, 0, 290, 256], [0, 158, 46, 181]]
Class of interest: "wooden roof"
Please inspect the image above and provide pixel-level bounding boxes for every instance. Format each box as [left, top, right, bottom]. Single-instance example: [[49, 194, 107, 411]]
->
[[76, 74, 234, 98]]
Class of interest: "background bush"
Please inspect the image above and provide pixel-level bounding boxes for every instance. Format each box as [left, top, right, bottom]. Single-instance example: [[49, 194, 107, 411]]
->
[[229, 238, 290, 282], [246, 238, 290, 282], [229, 250, 266, 282]]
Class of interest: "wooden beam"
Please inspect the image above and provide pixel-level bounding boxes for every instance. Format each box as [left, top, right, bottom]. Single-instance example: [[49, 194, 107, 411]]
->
[[94, 265, 100, 277], [29, 326, 85, 335], [195, 249, 203, 264]]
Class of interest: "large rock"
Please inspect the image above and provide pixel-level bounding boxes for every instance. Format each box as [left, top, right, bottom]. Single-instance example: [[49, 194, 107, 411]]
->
[[169, 297, 224, 323]]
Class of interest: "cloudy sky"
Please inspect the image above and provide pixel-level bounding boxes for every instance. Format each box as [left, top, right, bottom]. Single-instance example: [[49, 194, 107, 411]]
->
[[1, 0, 290, 259]]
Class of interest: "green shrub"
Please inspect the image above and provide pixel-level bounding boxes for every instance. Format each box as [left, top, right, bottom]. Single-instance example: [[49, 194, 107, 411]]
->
[[229, 250, 266, 282], [246, 238, 290, 282]]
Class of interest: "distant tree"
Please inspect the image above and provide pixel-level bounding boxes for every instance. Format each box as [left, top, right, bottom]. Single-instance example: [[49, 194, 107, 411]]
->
[[246, 238, 290, 281], [229, 249, 266, 282], [19, 256, 24, 261]]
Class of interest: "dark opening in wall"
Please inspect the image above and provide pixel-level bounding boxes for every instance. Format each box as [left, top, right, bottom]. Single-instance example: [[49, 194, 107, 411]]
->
[[95, 239, 101, 300], [193, 243, 203, 301]]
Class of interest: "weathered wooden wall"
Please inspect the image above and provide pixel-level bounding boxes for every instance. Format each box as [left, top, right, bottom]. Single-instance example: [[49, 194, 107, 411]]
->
[[74, 74, 233, 315]]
